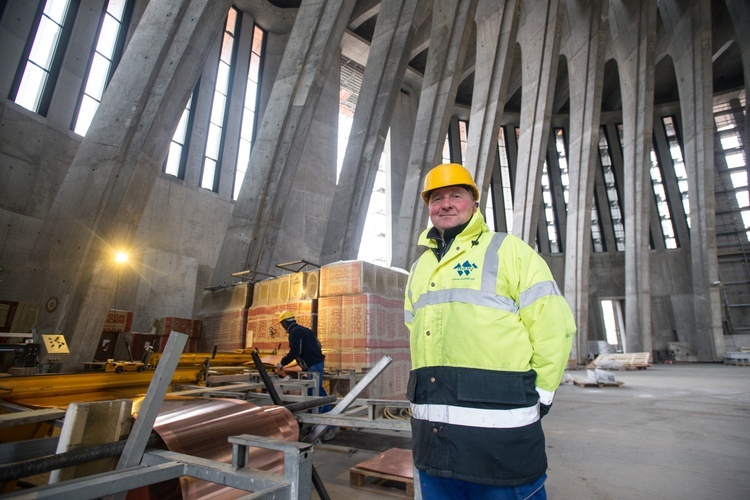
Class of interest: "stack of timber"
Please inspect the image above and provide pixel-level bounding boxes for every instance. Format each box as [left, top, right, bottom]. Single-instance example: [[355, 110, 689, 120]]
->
[[587, 352, 651, 370]]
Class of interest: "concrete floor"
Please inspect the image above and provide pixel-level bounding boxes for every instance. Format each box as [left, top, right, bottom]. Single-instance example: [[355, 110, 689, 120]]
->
[[311, 364, 750, 499]]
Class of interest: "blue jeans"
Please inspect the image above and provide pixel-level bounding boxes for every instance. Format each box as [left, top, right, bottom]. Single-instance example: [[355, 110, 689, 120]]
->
[[304, 361, 331, 413], [418, 471, 547, 500]]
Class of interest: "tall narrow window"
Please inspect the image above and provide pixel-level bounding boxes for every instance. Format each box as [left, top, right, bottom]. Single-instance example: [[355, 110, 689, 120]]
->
[[233, 25, 265, 200], [72, 0, 133, 136], [10, 0, 78, 115], [662, 116, 691, 228], [201, 8, 239, 192], [553, 129, 570, 209], [541, 162, 560, 253], [358, 133, 391, 267], [485, 183, 496, 232], [337, 56, 390, 266], [650, 148, 678, 249], [442, 134, 451, 164], [599, 128, 625, 251], [458, 120, 469, 161], [164, 89, 196, 178], [714, 99, 749, 240], [591, 201, 604, 252], [497, 127, 514, 233]]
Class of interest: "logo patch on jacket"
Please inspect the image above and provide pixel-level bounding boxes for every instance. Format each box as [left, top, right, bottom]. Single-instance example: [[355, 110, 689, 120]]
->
[[454, 260, 478, 276]]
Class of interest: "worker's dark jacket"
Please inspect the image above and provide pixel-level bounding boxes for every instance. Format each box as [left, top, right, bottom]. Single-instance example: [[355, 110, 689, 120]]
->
[[404, 211, 575, 486], [280, 323, 325, 369]]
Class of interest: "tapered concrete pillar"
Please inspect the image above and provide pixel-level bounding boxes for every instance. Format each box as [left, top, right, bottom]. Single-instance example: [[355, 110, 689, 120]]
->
[[16, 0, 233, 370], [660, 0, 723, 361], [561, 0, 608, 364], [320, 0, 426, 265], [212, 0, 358, 279], [389, 88, 420, 267], [511, 0, 564, 244], [392, 0, 478, 269], [610, 0, 657, 354], [463, 0, 521, 211]]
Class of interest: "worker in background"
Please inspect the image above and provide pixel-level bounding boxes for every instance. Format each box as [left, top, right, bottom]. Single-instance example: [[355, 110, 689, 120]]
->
[[276, 311, 331, 413], [404, 163, 576, 499]]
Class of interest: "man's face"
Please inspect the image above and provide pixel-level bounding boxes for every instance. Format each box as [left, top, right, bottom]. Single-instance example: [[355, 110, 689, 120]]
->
[[428, 186, 476, 234]]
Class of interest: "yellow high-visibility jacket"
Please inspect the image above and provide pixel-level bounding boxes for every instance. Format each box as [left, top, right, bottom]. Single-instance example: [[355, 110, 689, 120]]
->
[[404, 211, 575, 486]]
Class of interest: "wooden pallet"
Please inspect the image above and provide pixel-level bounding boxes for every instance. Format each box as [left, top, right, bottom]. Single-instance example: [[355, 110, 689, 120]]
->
[[350, 466, 414, 497], [349, 448, 414, 497], [724, 359, 750, 366]]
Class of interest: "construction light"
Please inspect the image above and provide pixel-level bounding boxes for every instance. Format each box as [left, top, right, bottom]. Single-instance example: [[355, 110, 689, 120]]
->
[[115, 251, 129, 264]]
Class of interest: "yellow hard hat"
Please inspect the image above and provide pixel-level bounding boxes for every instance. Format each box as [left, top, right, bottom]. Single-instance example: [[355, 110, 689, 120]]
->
[[278, 310, 295, 323], [421, 163, 479, 204]]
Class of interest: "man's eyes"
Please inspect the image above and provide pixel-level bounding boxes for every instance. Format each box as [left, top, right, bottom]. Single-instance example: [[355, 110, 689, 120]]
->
[[431, 193, 467, 204]]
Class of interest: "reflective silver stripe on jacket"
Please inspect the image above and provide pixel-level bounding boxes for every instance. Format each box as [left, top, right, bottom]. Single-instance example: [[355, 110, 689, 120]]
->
[[411, 402, 540, 429], [407, 232, 563, 319], [519, 280, 562, 308]]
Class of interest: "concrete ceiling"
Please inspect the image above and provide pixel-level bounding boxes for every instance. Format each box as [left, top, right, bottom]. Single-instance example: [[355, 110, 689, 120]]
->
[[267, 0, 745, 114]]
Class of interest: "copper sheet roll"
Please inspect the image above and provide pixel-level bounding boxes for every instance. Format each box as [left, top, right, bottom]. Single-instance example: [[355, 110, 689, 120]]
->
[[139, 398, 298, 499]]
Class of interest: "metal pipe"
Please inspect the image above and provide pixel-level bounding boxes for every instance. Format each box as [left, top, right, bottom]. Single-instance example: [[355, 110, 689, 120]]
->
[[283, 395, 337, 413], [0, 434, 162, 483]]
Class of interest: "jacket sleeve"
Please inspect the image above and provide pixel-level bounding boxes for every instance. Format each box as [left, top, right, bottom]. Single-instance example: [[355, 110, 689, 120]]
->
[[504, 236, 576, 402], [280, 330, 301, 367], [404, 261, 417, 332]]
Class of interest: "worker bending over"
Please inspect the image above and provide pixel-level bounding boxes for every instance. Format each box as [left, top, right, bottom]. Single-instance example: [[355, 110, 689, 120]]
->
[[276, 311, 331, 413]]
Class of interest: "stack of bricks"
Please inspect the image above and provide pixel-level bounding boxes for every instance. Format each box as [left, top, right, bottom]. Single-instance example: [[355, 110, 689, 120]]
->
[[197, 282, 253, 351], [317, 260, 410, 400], [246, 271, 319, 352], [156, 316, 201, 352]]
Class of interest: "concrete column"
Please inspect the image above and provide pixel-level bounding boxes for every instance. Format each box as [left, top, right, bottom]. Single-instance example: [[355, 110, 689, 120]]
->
[[269, 54, 340, 268], [212, 0, 357, 279], [11, 0, 233, 370], [464, 0, 521, 210], [610, 0, 657, 354], [389, 87, 419, 267], [511, 0, 564, 245], [660, 0, 724, 361], [561, 0, 608, 364], [320, 0, 426, 265], [392, 0, 478, 269]]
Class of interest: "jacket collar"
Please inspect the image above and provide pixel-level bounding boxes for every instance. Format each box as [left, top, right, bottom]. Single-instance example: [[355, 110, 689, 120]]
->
[[418, 210, 488, 249]]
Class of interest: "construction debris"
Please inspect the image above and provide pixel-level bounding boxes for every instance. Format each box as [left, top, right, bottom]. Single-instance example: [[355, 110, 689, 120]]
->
[[573, 369, 624, 388]]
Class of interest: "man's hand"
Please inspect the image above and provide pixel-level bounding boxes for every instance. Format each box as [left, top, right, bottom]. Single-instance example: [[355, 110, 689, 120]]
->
[[540, 403, 552, 418]]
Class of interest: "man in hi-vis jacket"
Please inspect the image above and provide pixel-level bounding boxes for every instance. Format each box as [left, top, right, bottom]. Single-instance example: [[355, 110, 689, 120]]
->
[[404, 163, 575, 499]]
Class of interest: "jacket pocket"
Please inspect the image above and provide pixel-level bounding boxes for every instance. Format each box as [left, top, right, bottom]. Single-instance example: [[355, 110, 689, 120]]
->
[[456, 369, 533, 405], [406, 371, 417, 402]]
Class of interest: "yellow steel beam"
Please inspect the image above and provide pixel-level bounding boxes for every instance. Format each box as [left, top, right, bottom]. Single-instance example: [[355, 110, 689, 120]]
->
[[0, 367, 202, 401]]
